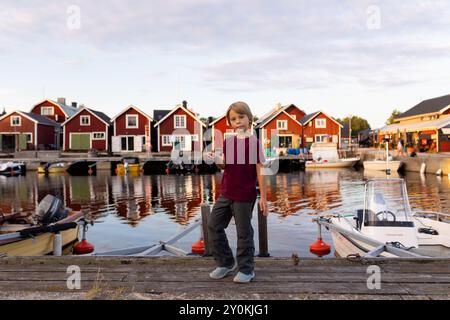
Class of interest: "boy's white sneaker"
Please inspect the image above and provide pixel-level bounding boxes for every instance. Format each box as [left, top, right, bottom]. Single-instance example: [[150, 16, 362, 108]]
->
[[209, 263, 237, 279], [233, 271, 255, 283]]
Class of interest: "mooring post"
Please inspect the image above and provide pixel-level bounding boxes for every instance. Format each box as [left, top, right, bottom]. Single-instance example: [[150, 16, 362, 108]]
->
[[257, 200, 270, 257], [201, 203, 212, 256]]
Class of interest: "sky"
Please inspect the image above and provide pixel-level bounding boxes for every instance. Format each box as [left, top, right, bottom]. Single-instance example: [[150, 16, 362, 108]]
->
[[1, 0, 450, 128]]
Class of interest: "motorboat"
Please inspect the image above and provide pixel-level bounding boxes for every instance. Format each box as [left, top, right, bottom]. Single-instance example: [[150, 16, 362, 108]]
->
[[306, 143, 360, 169], [0, 162, 25, 176], [314, 178, 450, 258], [306, 157, 360, 169], [116, 157, 142, 175], [0, 195, 83, 256], [37, 161, 70, 174], [363, 160, 403, 172], [363, 139, 403, 173]]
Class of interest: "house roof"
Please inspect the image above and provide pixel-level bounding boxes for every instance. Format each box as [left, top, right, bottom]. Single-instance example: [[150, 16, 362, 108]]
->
[[153, 110, 171, 122], [61, 107, 111, 127], [380, 117, 450, 134], [0, 110, 60, 127], [154, 105, 206, 127], [255, 109, 303, 129], [111, 105, 153, 122], [299, 111, 344, 128], [33, 99, 78, 118], [299, 112, 321, 125], [397, 94, 450, 120]]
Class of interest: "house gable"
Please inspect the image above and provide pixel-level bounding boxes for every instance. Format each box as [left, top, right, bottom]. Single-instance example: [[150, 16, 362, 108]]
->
[[113, 106, 152, 136]]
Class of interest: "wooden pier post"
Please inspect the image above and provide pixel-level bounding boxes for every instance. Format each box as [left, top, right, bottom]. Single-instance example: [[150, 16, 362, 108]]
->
[[257, 202, 270, 257], [201, 204, 212, 256]]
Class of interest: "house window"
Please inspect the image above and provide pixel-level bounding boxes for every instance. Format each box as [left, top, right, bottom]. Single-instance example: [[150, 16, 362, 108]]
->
[[162, 135, 172, 146], [80, 116, 90, 126], [191, 135, 199, 142], [315, 134, 328, 143], [277, 120, 288, 130], [11, 116, 21, 126], [315, 118, 326, 128], [41, 107, 54, 116], [25, 133, 32, 143], [174, 115, 186, 128], [92, 132, 106, 140], [126, 115, 138, 128]]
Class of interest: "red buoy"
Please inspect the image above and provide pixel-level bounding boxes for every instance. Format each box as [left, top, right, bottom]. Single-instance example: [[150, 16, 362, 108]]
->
[[309, 238, 331, 257], [165, 168, 170, 174], [191, 239, 205, 255], [88, 168, 93, 176], [73, 239, 95, 255]]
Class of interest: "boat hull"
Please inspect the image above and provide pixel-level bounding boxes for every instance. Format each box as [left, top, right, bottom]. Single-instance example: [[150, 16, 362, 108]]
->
[[0, 211, 83, 256], [363, 161, 402, 172], [306, 159, 358, 169]]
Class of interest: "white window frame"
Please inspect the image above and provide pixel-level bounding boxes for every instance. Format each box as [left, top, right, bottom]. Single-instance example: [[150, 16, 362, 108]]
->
[[92, 132, 106, 140], [25, 133, 33, 143], [80, 116, 90, 126], [162, 135, 172, 146], [315, 118, 326, 128], [174, 115, 186, 129], [277, 120, 288, 130], [126, 114, 139, 129], [41, 107, 54, 116], [191, 135, 199, 142], [315, 134, 328, 143], [11, 116, 21, 126]]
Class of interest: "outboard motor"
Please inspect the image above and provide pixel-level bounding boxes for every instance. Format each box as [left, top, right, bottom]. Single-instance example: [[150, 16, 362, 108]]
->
[[35, 195, 68, 225]]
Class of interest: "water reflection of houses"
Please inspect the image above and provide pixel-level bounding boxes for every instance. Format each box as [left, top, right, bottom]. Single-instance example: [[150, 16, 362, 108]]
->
[[265, 171, 342, 216], [0, 175, 38, 217], [154, 175, 205, 224]]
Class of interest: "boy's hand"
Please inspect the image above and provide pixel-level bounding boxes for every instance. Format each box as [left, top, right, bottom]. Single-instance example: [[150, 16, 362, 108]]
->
[[259, 198, 268, 216]]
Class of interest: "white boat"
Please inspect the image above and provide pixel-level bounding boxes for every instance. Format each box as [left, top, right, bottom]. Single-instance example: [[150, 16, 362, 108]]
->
[[306, 143, 359, 169], [363, 160, 403, 172], [363, 140, 403, 173], [0, 162, 24, 176], [315, 178, 450, 258], [306, 157, 360, 169]]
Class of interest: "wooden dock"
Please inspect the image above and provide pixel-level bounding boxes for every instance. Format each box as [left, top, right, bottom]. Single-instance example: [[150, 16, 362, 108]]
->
[[0, 256, 449, 300]]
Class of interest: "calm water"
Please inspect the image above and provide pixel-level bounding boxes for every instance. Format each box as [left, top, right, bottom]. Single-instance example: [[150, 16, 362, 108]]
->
[[1, 170, 449, 257]]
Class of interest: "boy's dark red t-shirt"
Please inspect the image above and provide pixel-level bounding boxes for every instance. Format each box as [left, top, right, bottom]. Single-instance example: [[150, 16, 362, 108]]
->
[[220, 135, 265, 202]]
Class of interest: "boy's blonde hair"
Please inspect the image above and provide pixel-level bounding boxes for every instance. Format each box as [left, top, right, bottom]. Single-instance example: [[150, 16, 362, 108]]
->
[[226, 101, 253, 124]]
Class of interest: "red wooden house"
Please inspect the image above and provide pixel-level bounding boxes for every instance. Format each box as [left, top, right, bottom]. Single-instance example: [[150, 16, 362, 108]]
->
[[111, 105, 153, 153], [300, 111, 343, 148], [0, 111, 60, 151], [154, 101, 206, 152], [30, 98, 78, 124], [255, 104, 305, 155], [209, 114, 256, 151], [62, 107, 112, 152]]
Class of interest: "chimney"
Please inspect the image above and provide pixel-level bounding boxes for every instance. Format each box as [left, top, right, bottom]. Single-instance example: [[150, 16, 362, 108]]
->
[[182, 100, 187, 108], [207, 116, 214, 126], [72, 102, 78, 108], [57, 98, 66, 105], [275, 102, 282, 110]]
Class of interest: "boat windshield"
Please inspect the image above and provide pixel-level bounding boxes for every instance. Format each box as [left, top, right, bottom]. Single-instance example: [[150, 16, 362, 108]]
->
[[364, 179, 412, 225]]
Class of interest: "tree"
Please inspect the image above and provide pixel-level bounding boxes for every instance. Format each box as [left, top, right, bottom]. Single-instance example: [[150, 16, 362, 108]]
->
[[336, 116, 371, 137], [386, 109, 402, 125]]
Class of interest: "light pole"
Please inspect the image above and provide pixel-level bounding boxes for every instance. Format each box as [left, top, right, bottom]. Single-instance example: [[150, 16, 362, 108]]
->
[[348, 115, 352, 150]]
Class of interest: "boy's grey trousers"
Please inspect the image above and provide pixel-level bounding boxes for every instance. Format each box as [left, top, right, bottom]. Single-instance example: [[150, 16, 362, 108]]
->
[[207, 195, 256, 275]]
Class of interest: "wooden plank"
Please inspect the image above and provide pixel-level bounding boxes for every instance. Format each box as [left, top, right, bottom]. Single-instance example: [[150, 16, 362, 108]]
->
[[1, 270, 449, 284]]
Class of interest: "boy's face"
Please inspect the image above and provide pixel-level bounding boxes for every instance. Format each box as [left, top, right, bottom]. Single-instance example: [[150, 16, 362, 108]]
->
[[228, 109, 250, 132]]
